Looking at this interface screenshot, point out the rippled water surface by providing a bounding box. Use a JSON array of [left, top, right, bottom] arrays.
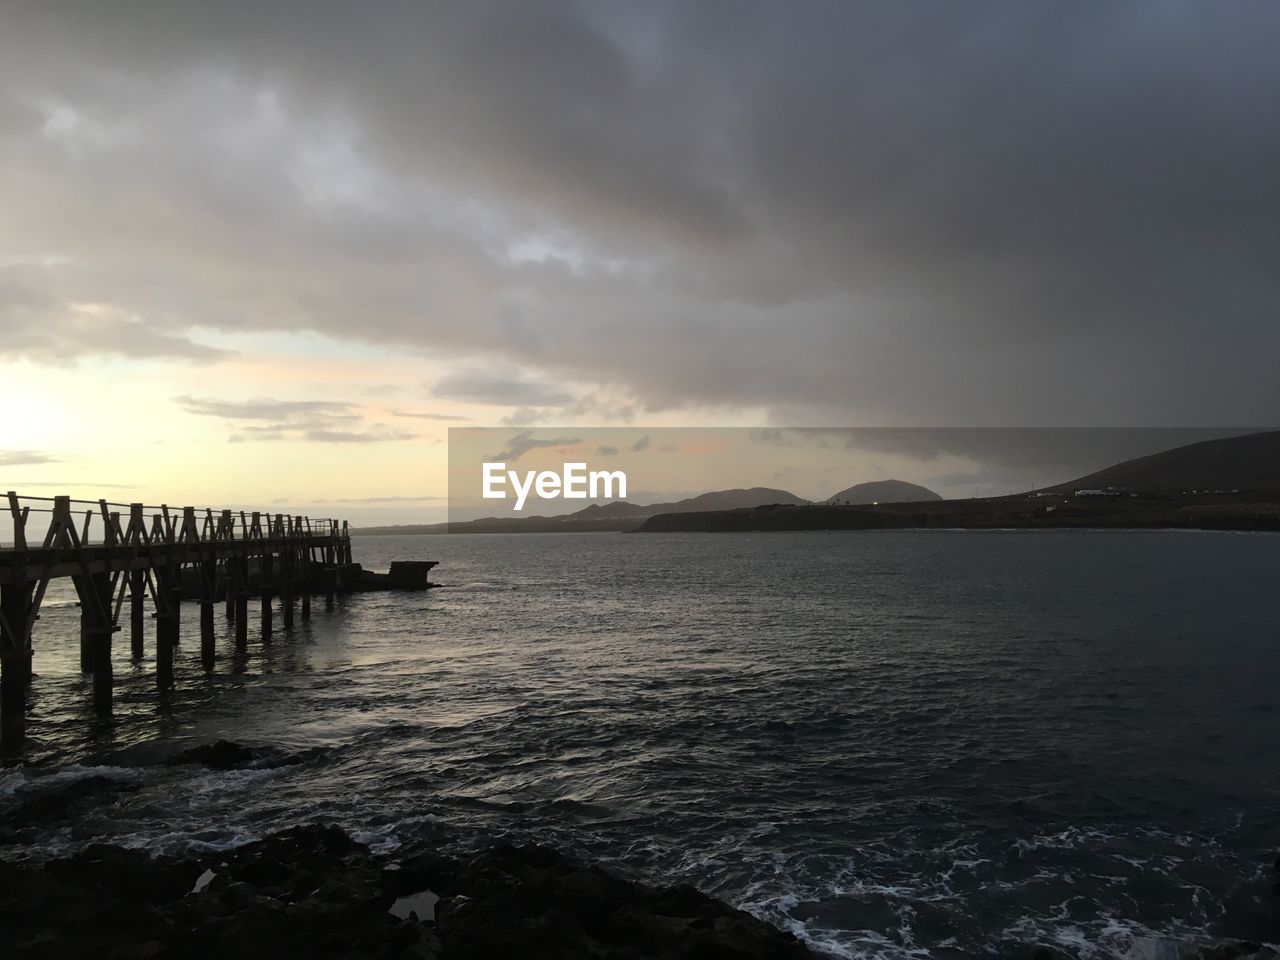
[[4, 530, 1280, 958]]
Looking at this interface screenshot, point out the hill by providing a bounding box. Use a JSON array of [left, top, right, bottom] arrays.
[[353, 486, 809, 535], [652, 487, 809, 512], [637, 430, 1280, 533], [1047, 430, 1280, 494], [826, 479, 941, 504]]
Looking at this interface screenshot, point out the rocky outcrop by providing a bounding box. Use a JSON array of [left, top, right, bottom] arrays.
[[163, 740, 258, 770], [0, 824, 813, 959]]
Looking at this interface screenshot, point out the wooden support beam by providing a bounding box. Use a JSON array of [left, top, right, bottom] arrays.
[[278, 515, 294, 631], [1, 582, 32, 750], [224, 559, 236, 620], [72, 572, 113, 713], [233, 554, 249, 653], [79, 603, 93, 672], [155, 568, 175, 691], [90, 619, 113, 715], [200, 600, 215, 671], [130, 570, 145, 660], [282, 569, 294, 630], [260, 552, 273, 643], [199, 554, 216, 670], [78, 572, 110, 675], [235, 592, 248, 652]]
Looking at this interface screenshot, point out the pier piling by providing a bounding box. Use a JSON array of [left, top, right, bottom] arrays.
[[130, 570, 145, 660], [0, 490, 383, 740], [200, 600, 215, 671], [235, 592, 248, 652], [0, 581, 32, 749], [260, 551, 274, 643]]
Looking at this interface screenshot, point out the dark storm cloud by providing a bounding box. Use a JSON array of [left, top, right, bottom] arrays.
[[3, 2, 1279, 423], [1, 265, 232, 364], [749, 427, 1268, 487]]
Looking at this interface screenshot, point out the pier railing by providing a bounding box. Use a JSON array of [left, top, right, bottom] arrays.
[[2, 492, 349, 550], [0, 491, 356, 750]]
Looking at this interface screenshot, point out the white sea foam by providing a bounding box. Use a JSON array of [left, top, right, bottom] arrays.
[[0, 763, 143, 800]]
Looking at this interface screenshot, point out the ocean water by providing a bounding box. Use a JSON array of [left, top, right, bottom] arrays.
[[3, 530, 1279, 958]]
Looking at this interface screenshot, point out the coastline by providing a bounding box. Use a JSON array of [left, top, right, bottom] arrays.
[[1, 732, 816, 960], [0, 824, 817, 959], [351, 493, 1280, 536], [4, 742, 1278, 959], [634, 494, 1280, 534]]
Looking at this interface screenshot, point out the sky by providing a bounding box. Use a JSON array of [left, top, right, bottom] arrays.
[[2, 2, 1278, 522]]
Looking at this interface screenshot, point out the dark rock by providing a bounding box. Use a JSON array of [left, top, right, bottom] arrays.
[[433, 843, 812, 959], [45, 843, 202, 904], [1189, 944, 1277, 960], [0, 826, 811, 959], [0, 774, 133, 829], [164, 740, 256, 770]]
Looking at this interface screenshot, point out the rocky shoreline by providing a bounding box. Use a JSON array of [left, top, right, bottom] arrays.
[[3, 742, 1278, 959], [0, 821, 815, 959], [4, 822, 1276, 960]]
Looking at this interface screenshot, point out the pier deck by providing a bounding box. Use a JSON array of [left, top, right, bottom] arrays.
[[0, 492, 433, 751]]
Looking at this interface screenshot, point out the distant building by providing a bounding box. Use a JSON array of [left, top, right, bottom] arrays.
[[1074, 489, 1110, 497]]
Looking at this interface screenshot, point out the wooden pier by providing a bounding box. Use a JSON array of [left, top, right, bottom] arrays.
[[0, 491, 411, 751]]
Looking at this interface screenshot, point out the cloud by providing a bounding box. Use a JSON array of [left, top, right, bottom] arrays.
[[316, 494, 448, 503], [0, 450, 59, 466], [3, 3, 1279, 424], [391, 409, 469, 421], [747, 427, 1265, 490], [630, 435, 651, 453], [596, 444, 619, 456], [6, 480, 135, 489], [175, 395, 358, 420], [429, 370, 574, 407], [486, 430, 583, 462], [302, 427, 416, 443], [501, 407, 553, 427], [1, 266, 232, 364], [175, 394, 416, 443]]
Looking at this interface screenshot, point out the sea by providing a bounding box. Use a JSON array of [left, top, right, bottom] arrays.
[[3, 530, 1279, 958]]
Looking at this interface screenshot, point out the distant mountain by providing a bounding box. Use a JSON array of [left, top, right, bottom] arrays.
[[1047, 430, 1280, 494], [568, 501, 654, 519], [825, 479, 942, 505], [542, 487, 809, 524], [626, 487, 809, 515], [354, 487, 809, 535], [635, 431, 1280, 534]]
